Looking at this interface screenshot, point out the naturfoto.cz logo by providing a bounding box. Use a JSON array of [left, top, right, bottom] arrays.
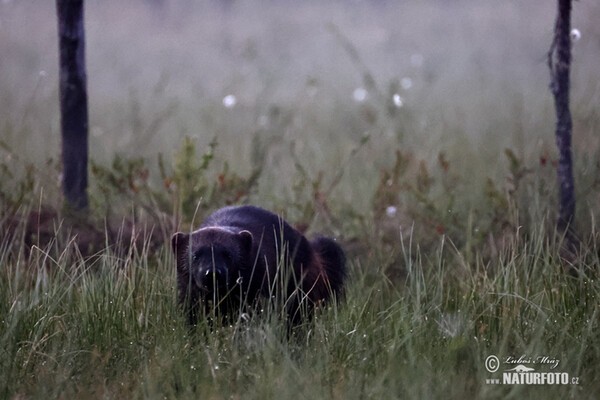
[[484, 355, 580, 386]]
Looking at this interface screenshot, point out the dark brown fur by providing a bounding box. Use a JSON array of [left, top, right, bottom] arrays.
[[171, 205, 346, 325]]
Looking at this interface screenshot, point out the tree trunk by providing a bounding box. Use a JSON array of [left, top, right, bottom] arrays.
[[548, 0, 575, 237], [57, 0, 89, 211]]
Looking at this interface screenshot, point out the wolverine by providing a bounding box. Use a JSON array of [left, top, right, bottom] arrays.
[[172, 205, 346, 325]]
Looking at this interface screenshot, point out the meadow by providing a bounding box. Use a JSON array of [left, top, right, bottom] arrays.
[[1, 0, 600, 398]]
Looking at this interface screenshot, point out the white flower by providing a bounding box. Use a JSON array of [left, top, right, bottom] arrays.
[[401, 77, 413, 90], [353, 88, 367, 102], [570, 29, 581, 42], [392, 94, 403, 108], [222, 94, 237, 108]]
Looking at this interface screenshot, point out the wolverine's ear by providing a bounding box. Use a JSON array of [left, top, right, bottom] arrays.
[[238, 230, 253, 254], [171, 232, 190, 258]]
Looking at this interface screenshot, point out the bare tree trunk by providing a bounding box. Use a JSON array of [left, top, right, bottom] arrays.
[[57, 0, 89, 211], [548, 0, 575, 238]]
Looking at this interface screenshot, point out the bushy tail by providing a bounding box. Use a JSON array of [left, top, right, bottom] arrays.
[[311, 235, 347, 298]]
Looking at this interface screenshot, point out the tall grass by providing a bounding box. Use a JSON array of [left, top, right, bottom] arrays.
[[1, 221, 599, 399], [1, 0, 600, 398]]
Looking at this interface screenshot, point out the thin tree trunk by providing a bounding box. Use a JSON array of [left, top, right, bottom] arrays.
[[57, 0, 89, 211], [548, 0, 575, 237]]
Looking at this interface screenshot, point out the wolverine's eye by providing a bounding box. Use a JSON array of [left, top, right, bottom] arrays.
[[192, 249, 205, 262]]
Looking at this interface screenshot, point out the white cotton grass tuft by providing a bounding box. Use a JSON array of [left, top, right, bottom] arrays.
[[392, 94, 403, 108], [222, 94, 237, 108], [401, 77, 413, 90], [353, 88, 367, 102]]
